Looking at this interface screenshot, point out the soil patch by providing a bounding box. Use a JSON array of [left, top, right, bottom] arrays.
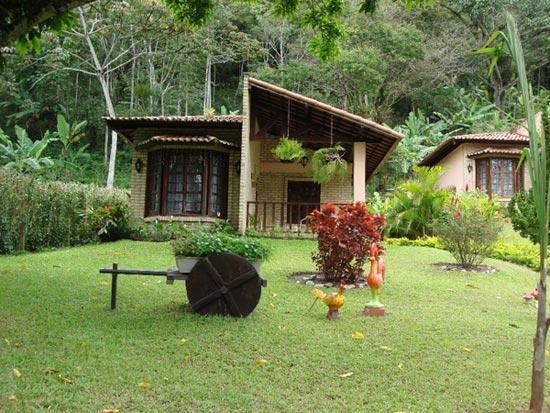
[[432, 262, 499, 273], [290, 272, 368, 289]]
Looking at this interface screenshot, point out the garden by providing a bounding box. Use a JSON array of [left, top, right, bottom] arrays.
[[2, 0, 550, 412]]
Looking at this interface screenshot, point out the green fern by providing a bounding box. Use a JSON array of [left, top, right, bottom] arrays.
[[308, 145, 348, 184]]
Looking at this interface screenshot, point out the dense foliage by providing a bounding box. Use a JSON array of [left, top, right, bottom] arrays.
[[433, 191, 504, 268], [1, 0, 547, 189], [83, 201, 133, 242], [385, 166, 451, 239], [0, 168, 129, 253], [306, 203, 384, 282], [172, 226, 271, 261], [508, 190, 543, 245]]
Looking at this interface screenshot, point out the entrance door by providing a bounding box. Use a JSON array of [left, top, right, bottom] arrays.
[[287, 181, 321, 224]]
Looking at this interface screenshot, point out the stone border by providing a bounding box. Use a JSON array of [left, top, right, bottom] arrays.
[[432, 262, 499, 274], [290, 272, 367, 289]]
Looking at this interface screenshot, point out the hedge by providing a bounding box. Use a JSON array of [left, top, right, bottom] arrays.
[[385, 237, 546, 271], [0, 168, 129, 253]]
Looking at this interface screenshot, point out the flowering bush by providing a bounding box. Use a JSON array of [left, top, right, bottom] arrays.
[[306, 203, 385, 282], [433, 191, 504, 268], [83, 201, 133, 242]]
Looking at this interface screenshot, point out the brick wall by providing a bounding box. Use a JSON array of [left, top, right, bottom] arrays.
[[131, 149, 148, 218]]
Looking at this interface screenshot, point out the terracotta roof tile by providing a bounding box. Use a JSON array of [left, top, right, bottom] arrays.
[[467, 147, 524, 158], [104, 115, 242, 123], [136, 135, 240, 149]]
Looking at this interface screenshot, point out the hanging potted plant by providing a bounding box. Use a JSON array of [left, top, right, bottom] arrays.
[[272, 136, 307, 163], [309, 145, 348, 184]]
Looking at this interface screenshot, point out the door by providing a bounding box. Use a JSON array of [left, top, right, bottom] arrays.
[[287, 181, 321, 224]]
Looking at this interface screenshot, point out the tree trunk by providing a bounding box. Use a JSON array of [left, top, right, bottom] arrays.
[[203, 55, 212, 110], [530, 257, 548, 413]]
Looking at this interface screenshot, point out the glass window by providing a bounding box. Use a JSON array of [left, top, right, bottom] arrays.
[[145, 149, 229, 218], [476, 157, 520, 198]]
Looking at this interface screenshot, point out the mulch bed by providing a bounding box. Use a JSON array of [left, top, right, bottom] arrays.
[[432, 262, 499, 274], [290, 272, 368, 289]]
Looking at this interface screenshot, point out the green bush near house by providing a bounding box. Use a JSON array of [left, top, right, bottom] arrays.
[[432, 191, 504, 268], [507, 189, 547, 245], [385, 166, 451, 239], [0, 168, 130, 253]]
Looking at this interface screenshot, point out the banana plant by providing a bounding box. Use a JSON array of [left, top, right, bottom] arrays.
[[54, 114, 89, 178], [0, 126, 55, 173]]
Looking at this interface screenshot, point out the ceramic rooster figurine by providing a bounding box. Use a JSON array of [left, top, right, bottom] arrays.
[[310, 280, 346, 320], [365, 243, 385, 315]]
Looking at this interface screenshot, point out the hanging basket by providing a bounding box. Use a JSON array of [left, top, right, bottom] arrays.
[[309, 145, 348, 184], [272, 136, 307, 163]]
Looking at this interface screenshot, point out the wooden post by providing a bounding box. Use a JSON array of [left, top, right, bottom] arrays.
[[111, 263, 118, 310]]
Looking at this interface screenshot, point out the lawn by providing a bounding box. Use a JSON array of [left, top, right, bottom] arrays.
[[0, 239, 547, 412]]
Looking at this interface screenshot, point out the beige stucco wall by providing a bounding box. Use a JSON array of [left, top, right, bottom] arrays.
[[435, 143, 531, 199]]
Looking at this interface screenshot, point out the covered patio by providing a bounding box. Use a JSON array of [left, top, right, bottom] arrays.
[[238, 77, 402, 234]]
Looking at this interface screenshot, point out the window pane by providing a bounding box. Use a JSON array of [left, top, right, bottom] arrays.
[[491, 158, 513, 198]]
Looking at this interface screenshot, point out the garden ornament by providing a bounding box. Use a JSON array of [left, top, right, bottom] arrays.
[[310, 280, 346, 320], [364, 243, 385, 317]]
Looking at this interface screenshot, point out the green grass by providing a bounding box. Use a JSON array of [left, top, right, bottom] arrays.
[[0, 239, 547, 412]]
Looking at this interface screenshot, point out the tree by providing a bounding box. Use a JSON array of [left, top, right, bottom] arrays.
[[501, 12, 549, 413]]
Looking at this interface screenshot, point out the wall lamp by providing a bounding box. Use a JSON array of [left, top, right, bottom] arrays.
[[135, 158, 143, 173], [467, 163, 473, 174]]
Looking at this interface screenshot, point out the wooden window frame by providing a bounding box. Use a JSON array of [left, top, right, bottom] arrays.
[[145, 149, 229, 218], [475, 156, 523, 198]]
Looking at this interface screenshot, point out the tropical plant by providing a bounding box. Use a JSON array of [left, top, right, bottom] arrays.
[[0, 126, 55, 173], [306, 203, 385, 283], [272, 136, 306, 162], [433, 191, 504, 269], [392, 109, 451, 175], [219, 105, 239, 115], [386, 166, 451, 239], [83, 201, 133, 242], [490, 12, 549, 412], [53, 114, 89, 179], [309, 145, 348, 184], [508, 190, 544, 245]]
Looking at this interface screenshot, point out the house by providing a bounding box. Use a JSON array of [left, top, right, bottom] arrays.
[[104, 76, 403, 234], [419, 121, 535, 201]]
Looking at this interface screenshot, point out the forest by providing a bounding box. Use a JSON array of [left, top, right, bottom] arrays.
[[1, 0, 549, 189]]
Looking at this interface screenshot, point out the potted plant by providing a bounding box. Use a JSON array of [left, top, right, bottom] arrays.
[[309, 145, 348, 184], [223, 236, 271, 272], [272, 136, 306, 163], [172, 229, 226, 272], [172, 229, 271, 273]]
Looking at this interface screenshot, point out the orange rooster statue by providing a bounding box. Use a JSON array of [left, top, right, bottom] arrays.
[[310, 280, 346, 320], [364, 242, 386, 317]]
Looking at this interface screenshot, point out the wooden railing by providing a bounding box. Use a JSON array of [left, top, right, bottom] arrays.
[[246, 201, 321, 233]]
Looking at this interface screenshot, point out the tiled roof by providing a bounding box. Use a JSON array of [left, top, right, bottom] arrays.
[[420, 130, 529, 166], [451, 131, 529, 142], [467, 147, 524, 158], [104, 115, 242, 123], [135, 135, 240, 149]]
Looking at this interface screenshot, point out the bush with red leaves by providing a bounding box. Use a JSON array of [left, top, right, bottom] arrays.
[[306, 203, 385, 282]]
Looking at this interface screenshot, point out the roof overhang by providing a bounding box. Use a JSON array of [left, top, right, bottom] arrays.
[[420, 132, 530, 166], [135, 135, 240, 150], [103, 115, 243, 145], [467, 147, 524, 158], [247, 77, 403, 181]]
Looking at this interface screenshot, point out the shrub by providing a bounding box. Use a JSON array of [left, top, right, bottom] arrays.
[[132, 221, 190, 242], [306, 203, 385, 283], [386, 166, 451, 239], [508, 189, 545, 244], [171, 227, 271, 261], [82, 201, 133, 242], [433, 191, 504, 268], [0, 168, 129, 253], [272, 136, 306, 162]]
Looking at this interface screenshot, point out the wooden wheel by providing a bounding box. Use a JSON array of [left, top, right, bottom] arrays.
[[186, 253, 262, 317]]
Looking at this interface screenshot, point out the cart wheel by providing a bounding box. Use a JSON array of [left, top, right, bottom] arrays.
[[186, 253, 262, 317]]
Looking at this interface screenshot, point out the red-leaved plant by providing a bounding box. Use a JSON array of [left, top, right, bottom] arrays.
[[306, 203, 385, 282]]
